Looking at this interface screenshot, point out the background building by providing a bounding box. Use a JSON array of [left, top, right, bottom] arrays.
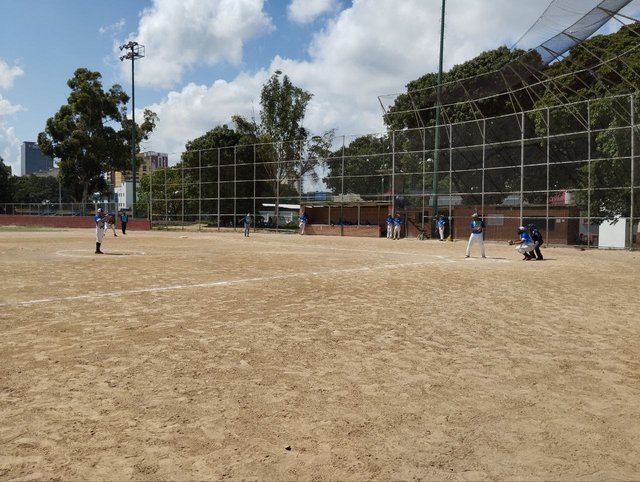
[[140, 151, 168, 175], [21, 142, 54, 176]]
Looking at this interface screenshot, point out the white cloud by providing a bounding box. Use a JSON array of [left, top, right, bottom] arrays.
[[139, 0, 607, 162], [120, 0, 274, 88], [287, 0, 338, 24], [0, 59, 24, 174], [0, 120, 21, 176], [0, 60, 24, 90], [144, 71, 269, 161], [100, 18, 126, 36], [0, 96, 23, 116]]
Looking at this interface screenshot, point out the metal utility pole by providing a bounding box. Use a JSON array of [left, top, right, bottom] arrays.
[[119, 41, 145, 217], [432, 0, 446, 235]]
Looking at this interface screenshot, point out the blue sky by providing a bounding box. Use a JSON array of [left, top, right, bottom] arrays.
[[1, 0, 638, 176]]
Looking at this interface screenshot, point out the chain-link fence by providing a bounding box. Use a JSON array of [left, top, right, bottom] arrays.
[[3, 93, 637, 248], [138, 93, 638, 248]]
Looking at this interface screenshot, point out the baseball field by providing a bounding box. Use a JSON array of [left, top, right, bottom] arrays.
[[1, 227, 639, 480]]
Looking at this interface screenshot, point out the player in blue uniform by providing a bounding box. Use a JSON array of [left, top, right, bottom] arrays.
[[94, 208, 106, 254], [393, 213, 402, 240], [436, 214, 446, 241], [243, 213, 251, 237], [508, 226, 536, 260], [298, 212, 308, 235], [465, 213, 485, 258], [386, 215, 394, 239]]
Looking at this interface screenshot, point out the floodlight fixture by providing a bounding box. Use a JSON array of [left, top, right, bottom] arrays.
[[119, 41, 145, 217]]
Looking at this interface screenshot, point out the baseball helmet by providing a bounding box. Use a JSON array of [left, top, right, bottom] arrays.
[[97, 208, 103, 213], [518, 226, 526, 233]]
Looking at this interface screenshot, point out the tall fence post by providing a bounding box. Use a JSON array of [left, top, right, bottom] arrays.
[[198, 150, 202, 230], [630, 93, 635, 249], [546, 108, 550, 245], [217, 148, 221, 232], [519, 111, 525, 223], [587, 99, 592, 248]]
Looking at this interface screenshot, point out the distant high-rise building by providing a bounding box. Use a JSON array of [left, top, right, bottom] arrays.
[[141, 151, 168, 175], [112, 151, 169, 191], [21, 142, 54, 176]]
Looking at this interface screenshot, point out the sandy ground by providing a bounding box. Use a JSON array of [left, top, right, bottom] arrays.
[[0, 227, 639, 481]]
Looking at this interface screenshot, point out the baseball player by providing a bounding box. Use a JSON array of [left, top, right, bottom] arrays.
[[243, 213, 251, 237], [119, 210, 128, 235], [508, 226, 536, 260], [107, 212, 117, 237], [436, 214, 446, 241], [386, 214, 394, 239], [95, 208, 107, 254], [527, 224, 544, 260], [465, 213, 486, 258], [393, 213, 402, 240], [298, 212, 308, 235]]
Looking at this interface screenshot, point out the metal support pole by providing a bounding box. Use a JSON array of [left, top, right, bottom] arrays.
[[587, 100, 592, 248], [119, 41, 144, 218], [131, 57, 136, 217], [253, 145, 256, 234], [546, 108, 550, 245], [181, 161, 184, 230], [481, 119, 486, 218], [149, 168, 153, 224], [391, 131, 395, 215], [432, 0, 446, 235], [198, 150, 202, 230], [630, 94, 635, 249], [234, 146, 237, 232], [341, 136, 345, 236], [421, 128, 426, 230], [520, 111, 525, 223], [217, 148, 221, 231], [448, 123, 453, 237]]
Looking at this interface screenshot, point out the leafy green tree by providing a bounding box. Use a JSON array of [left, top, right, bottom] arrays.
[[10, 175, 71, 203], [530, 23, 640, 221], [233, 71, 319, 198], [0, 157, 11, 204], [138, 166, 193, 222], [325, 135, 392, 197], [180, 124, 264, 217], [372, 47, 546, 205], [37, 68, 157, 204]]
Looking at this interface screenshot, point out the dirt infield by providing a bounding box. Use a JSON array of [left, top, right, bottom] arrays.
[[1, 228, 639, 481]]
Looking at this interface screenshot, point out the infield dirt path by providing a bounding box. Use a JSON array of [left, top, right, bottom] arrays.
[[1, 228, 639, 480]]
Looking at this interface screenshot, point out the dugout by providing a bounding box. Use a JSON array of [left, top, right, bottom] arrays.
[[301, 201, 392, 237]]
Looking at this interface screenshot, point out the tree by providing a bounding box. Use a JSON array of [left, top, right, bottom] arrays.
[[180, 124, 263, 218], [530, 23, 640, 221], [376, 47, 546, 206], [137, 166, 189, 222], [233, 71, 324, 201], [324, 134, 392, 197], [10, 175, 69, 204], [37, 68, 157, 204], [0, 157, 11, 204]]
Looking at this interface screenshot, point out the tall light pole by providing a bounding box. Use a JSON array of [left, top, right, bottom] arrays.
[[432, 0, 446, 236], [119, 41, 145, 217]]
